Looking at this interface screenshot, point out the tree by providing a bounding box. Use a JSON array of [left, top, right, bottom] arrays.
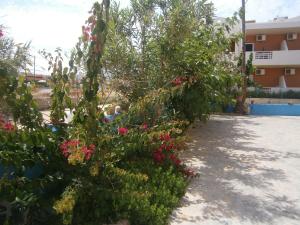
[[0, 27, 43, 128], [103, 0, 240, 121]]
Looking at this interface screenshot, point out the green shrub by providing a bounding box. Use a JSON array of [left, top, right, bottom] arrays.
[[248, 89, 300, 99]]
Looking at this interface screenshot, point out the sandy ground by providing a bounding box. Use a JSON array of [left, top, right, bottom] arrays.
[[170, 115, 300, 225]]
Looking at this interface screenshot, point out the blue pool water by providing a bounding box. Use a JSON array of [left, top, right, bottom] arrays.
[[250, 104, 300, 116]]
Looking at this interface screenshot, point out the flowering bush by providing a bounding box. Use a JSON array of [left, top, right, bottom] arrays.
[[59, 140, 95, 165], [0, 0, 238, 224]]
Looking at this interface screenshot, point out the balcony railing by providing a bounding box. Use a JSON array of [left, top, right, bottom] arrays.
[[255, 51, 273, 60], [246, 50, 300, 66]]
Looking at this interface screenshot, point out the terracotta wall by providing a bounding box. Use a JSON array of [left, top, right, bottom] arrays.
[[246, 33, 300, 51], [253, 68, 300, 87]]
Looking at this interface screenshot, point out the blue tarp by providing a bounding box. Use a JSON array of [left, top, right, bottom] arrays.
[[0, 164, 43, 179], [250, 104, 300, 116]]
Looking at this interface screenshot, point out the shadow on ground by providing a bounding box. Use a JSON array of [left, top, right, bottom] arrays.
[[171, 115, 300, 225]]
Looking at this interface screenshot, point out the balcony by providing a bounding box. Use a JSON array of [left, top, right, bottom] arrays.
[[246, 50, 300, 66]]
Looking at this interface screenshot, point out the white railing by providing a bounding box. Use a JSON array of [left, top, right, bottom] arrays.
[[246, 50, 300, 66], [255, 51, 273, 59]]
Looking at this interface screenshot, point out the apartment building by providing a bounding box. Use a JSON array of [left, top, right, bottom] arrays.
[[245, 16, 300, 91]]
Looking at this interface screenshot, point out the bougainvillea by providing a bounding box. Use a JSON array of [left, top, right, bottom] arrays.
[[59, 140, 95, 165], [153, 132, 181, 166], [3, 122, 15, 131], [118, 127, 129, 135], [0, 0, 238, 224]]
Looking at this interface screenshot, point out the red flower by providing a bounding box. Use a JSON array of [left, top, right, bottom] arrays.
[[166, 143, 174, 151], [68, 140, 80, 147], [172, 77, 183, 86], [153, 150, 165, 163], [59, 140, 80, 158], [160, 133, 171, 142], [82, 144, 95, 160], [118, 127, 128, 135], [89, 144, 95, 150], [169, 154, 176, 161], [59, 140, 74, 158], [169, 154, 181, 166], [174, 158, 181, 166], [3, 122, 14, 131], [171, 76, 188, 86], [59, 140, 95, 161], [81, 146, 90, 160]]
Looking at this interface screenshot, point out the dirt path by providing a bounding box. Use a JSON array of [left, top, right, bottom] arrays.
[[170, 115, 300, 225]]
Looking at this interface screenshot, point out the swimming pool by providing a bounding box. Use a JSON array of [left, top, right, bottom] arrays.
[[250, 104, 300, 116]]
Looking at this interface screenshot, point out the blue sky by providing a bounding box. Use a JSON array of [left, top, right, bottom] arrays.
[[1, 0, 300, 73]]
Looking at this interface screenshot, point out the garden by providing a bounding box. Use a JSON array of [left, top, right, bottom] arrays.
[[0, 0, 241, 224]]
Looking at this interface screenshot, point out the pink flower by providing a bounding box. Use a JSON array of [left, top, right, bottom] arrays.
[[59, 140, 73, 158], [59, 140, 80, 158], [141, 123, 148, 130], [0, 29, 3, 38], [68, 140, 80, 147], [3, 122, 14, 131], [82, 26, 91, 42], [82, 144, 95, 160], [118, 127, 128, 135], [59, 140, 96, 161]]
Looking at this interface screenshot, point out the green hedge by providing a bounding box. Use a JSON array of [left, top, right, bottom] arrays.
[[248, 90, 300, 99]]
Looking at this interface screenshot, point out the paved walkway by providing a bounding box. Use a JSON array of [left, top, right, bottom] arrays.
[[170, 115, 300, 225]]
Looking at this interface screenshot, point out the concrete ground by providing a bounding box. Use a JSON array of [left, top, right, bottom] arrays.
[[170, 115, 300, 225]]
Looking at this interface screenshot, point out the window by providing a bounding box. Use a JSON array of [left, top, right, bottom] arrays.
[[285, 68, 296, 75], [245, 43, 254, 52], [256, 69, 265, 75], [287, 33, 298, 41], [256, 34, 266, 41]]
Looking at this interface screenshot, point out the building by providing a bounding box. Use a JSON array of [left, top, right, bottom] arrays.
[[245, 16, 300, 92]]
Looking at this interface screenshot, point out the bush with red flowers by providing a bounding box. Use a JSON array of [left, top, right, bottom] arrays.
[[0, 0, 239, 224]]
